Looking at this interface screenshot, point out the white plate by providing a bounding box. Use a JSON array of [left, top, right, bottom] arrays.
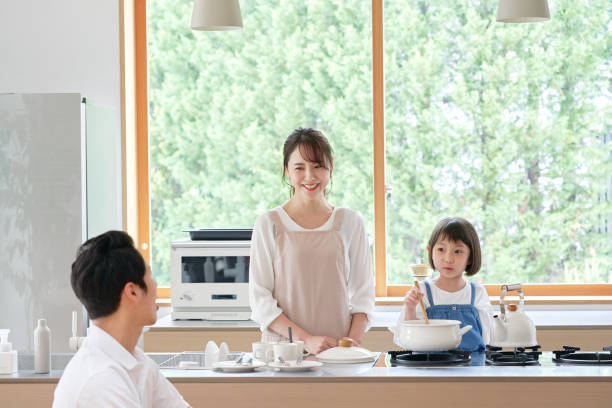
[[212, 360, 266, 372], [268, 360, 323, 372], [316, 355, 376, 364]]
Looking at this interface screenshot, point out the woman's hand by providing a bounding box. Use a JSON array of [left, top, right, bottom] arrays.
[[304, 335, 338, 354]]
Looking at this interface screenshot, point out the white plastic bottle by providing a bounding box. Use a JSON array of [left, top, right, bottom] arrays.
[[0, 329, 18, 374], [34, 319, 51, 374]]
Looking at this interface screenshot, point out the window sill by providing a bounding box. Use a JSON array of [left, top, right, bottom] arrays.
[[156, 296, 612, 309], [375, 296, 612, 306]]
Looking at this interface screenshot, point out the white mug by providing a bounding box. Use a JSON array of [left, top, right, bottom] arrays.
[[252, 341, 275, 363], [279, 340, 307, 357], [273, 342, 299, 362]]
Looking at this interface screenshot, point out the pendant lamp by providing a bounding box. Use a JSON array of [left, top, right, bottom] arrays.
[[496, 0, 550, 23], [191, 0, 243, 31]]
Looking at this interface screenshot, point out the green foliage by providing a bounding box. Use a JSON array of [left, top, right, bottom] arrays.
[[147, 0, 373, 285], [384, 0, 612, 284], [147, 0, 611, 286]]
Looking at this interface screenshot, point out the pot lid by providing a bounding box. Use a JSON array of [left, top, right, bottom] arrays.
[[316, 339, 375, 362]]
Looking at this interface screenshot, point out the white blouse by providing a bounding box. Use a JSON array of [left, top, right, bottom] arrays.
[[398, 278, 494, 345], [249, 205, 375, 332], [53, 324, 189, 408]]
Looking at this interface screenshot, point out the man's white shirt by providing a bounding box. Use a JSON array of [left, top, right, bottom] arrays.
[[53, 324, 189, 408]]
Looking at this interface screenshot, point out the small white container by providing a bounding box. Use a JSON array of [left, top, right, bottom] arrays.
[[34, 319, 51, 374], [0, 329, 18, 374]]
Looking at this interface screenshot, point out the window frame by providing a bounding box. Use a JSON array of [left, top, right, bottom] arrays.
[[125, 0, 612, 301]]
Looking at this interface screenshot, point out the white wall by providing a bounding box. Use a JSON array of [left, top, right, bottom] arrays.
[[0, 0, 121, 110], [0, 1, 123, 352]]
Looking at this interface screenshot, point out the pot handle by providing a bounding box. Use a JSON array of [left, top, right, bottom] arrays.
[[458, 325, 473, 337], [387, 326, 397, 334]]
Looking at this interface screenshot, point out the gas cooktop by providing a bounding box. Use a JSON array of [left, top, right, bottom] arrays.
[[387, 345, 612, 367]]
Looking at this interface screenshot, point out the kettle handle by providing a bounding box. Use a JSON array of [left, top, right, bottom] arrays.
[[499, 283, 524, 320]]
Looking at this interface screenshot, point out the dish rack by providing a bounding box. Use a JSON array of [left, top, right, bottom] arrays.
[[158, 351, 244, 369], [159, 352, 207, 369]]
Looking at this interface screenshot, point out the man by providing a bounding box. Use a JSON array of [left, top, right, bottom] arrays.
[[53, 230, 190, 407]]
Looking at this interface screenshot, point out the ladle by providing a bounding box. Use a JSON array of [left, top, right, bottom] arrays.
[[414, 280, 429, 324]]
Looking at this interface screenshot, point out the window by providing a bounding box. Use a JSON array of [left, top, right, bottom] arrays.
[[134, 0, 611, 296], [146, 0, 373, 285], [383, 0, 611, 286]]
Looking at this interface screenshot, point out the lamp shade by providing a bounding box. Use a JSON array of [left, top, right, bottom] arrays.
[[496, 0, 550, 23], [191, 0, 243, 31]]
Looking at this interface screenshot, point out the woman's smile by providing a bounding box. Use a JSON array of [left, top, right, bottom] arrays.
[[302, 183, 320, 192]]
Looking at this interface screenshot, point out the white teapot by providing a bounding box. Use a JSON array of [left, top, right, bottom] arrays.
[[490, 283, 538, 347]]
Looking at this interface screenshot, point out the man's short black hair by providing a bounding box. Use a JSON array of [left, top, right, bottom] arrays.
[[71, 230, 147, 319]]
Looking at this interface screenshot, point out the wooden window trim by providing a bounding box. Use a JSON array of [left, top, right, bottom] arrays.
[[122, 0, 151, 264], [126, 0, 610, 301], [387, 284, 612, 298]]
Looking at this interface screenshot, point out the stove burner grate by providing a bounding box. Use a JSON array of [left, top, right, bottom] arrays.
[[388, 350, 471, 367], [485, 345, 541, 366], [552, 346, 612, 365]]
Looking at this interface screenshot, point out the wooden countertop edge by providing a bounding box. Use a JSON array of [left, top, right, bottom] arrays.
[[376, 296, 612, 305], [157, 297, 612, 308], [3, 375, 611, 385], [146, 324, 612, 331], [166, 376, 612, 384]]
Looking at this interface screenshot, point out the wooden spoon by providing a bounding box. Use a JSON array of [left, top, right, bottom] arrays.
[[414, 280, 429, 324]]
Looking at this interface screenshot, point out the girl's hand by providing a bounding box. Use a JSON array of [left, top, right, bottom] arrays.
[[403, 286, 421, 309], [304, 335, 338, 354]]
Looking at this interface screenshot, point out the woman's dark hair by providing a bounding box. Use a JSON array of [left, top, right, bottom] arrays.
[[282, 127, 334, 197], [427, 217, 482, 276], [71, 230, 147, 319]]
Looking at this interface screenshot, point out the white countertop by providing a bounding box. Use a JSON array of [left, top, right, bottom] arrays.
[[148, 309, 612, 331], [3, 352, 612, 383]]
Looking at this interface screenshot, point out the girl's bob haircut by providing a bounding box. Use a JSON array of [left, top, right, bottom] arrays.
[[428, 217, 482, 276]]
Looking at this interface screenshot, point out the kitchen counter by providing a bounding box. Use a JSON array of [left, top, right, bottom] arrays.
[[4, 352, 612, 381], [2, 352, 611, 407], [148, 309, 612, 330], [144, 309, 612, 353]]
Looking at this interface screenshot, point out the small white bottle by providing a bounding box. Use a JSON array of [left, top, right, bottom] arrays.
[[34, 319, 51, 374], [0, 329, 18, 374]]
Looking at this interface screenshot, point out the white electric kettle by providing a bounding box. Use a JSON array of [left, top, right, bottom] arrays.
[[489, 283, 538, 348]]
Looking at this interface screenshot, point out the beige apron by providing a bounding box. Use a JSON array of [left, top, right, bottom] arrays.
[[262, 208, 351, 342]]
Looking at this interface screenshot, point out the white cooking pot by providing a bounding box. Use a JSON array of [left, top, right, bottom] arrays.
[[389, 320, 472, 351]]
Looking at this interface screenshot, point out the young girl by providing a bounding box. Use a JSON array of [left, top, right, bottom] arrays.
[[399, 217, 493, 351]]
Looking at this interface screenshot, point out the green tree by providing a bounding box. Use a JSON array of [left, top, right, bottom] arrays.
[[148, 0, 373, 285], [384, 0, 612, 284], [147, 0, 611, 287]]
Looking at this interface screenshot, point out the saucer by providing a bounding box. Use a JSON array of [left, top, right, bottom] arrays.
[[212, 360, 266, 373], [268, 360, 323, 372]]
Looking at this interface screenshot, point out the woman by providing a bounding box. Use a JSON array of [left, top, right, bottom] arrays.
[[249, 128, 375, 355]]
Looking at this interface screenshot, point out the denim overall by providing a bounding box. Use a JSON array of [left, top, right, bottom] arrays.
[[423, 281, 485, 351]]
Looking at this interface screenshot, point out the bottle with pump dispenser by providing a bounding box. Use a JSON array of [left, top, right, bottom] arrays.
[[0, 329, 18, 374], [34, 319, 51, 374]]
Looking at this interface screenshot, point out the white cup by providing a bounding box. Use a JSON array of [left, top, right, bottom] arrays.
[[252, 341, 275, 363], [279, 340, 307, 357], [273, 342, 299, 362]]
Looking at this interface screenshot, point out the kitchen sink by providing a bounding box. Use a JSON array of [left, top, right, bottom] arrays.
[[17, 352, 180, 371]]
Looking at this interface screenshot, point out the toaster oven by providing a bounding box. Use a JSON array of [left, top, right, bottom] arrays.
[[170, 237, 251, 320]]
